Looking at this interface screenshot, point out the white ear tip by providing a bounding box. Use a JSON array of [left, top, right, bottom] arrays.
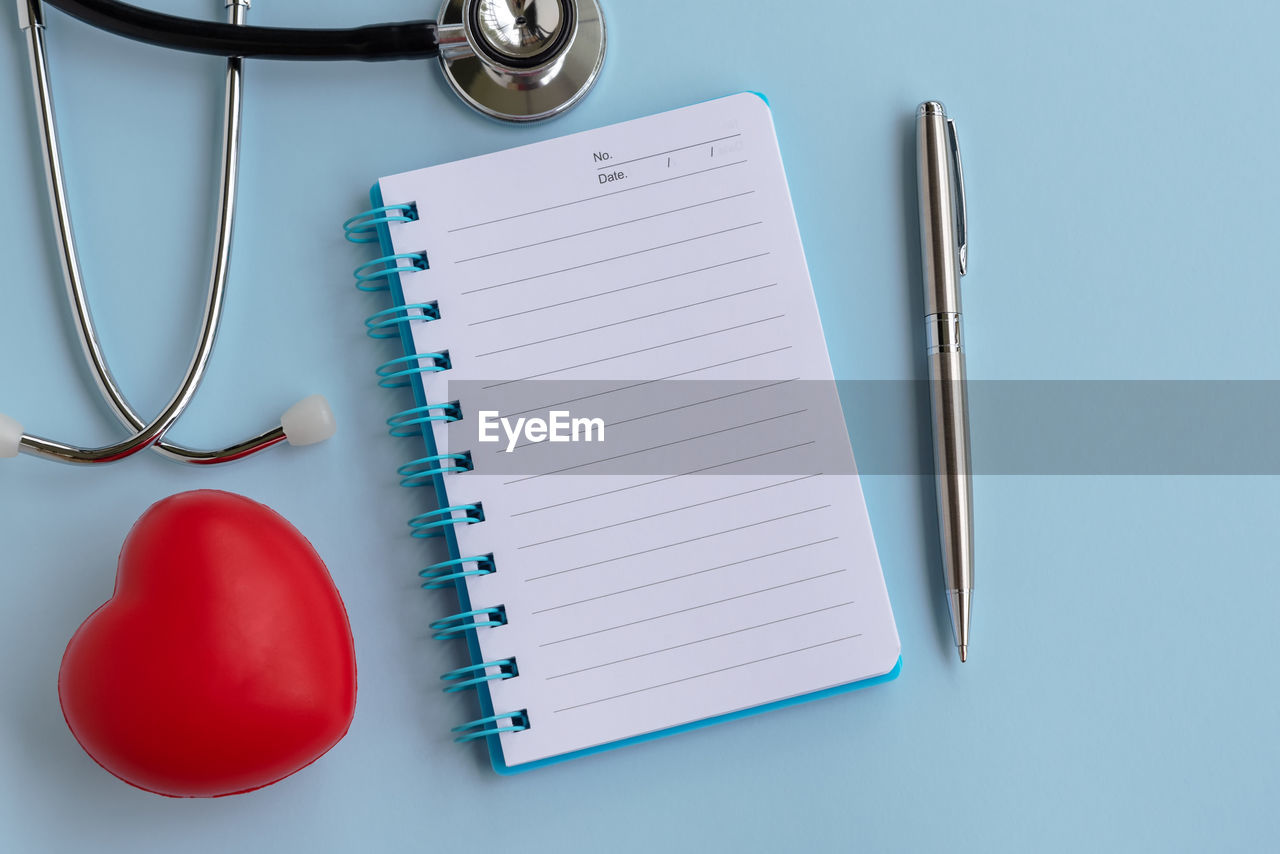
[[281, 395, 336, 446], [0, 413, 23, 458]]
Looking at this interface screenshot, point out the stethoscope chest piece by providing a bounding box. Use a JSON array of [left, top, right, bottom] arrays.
[[437, 0, 606, 122]]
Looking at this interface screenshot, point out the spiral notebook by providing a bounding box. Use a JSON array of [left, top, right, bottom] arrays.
[[345, 93, 900, 773]]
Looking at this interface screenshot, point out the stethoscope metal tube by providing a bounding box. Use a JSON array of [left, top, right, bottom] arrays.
[[9, 0, 331, 464], [1, 0, 605, 464]]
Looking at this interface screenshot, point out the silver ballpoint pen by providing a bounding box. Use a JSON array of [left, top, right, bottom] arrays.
[[915, 101, 973, 662]]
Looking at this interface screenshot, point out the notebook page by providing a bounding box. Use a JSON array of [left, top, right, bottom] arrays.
[[377, 94, 899, 767]]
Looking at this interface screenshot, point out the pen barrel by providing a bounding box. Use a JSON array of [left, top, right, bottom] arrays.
[[916, 104, 963, 316], [925, 317, 974, 595]]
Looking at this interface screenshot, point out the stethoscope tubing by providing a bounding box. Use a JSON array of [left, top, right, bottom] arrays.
[[10, 0, 597, 463], [42, 0, 441, 60], [17, 0, 286, 464]]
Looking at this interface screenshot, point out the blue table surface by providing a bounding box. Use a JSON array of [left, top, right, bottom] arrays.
[[3, 1, 1278, 851]]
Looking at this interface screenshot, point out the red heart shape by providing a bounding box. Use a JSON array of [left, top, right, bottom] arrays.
[[58, 490, 357, 797]]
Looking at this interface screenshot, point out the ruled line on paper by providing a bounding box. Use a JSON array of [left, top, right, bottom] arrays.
[[509, 441, 816, 517], [468, 253, 771, 327], [501, 378, 796, 452], [495, 348, 793, 421], [524, 504, 832, 581], [459, 222, 764, 296], [538, 569, 847, 648], [551, 634, 863, 713], [480, 315, 786, 390], [473, 284, 779, 359], [530, 537, 839, 614], [516, 475, 817, 549], [545, 602, 855, 679], [447, 160, 749, 233], [454, 191, 755, 263], [500, 408, 807, 484], [598, 134, 742, 170]]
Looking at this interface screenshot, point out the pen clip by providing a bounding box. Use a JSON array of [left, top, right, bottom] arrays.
[[946, 118, 968, 276]]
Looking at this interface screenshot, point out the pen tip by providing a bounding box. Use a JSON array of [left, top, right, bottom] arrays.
[[958, 645, 968, 663]]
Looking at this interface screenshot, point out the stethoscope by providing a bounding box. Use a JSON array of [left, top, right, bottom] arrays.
[[0, 0, 606, 464]]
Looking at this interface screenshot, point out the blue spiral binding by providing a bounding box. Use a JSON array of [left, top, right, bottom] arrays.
[[452, 711, 531, 743], [398, 453, 474, 486], [430, 606, 508, 640], [350, 201, 524, 752], [343, 203, 419, 243], [441, 659, 519, 693], [376, 352, 451, 388], [387, 402, 462, 437], [353, 252, 429, 292], [418, 554, 496, 589], [365, 302, 439, 339], [408, 503, 485, 538]]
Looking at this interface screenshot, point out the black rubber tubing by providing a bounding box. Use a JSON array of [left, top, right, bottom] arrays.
[[42, 0, 440, 61]]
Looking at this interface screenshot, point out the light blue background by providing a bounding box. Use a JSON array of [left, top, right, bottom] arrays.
[[2, 0, 1277, 850]]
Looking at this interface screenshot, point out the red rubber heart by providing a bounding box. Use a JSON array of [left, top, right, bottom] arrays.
[[58, 490, 357, 797]]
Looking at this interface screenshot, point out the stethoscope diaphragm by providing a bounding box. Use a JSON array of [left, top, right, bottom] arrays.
[[437, 0, 606, 122]]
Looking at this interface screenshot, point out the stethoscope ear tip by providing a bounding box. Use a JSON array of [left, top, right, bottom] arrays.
[[281, 395, 337, 447], [0, 413, 22, 458]]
